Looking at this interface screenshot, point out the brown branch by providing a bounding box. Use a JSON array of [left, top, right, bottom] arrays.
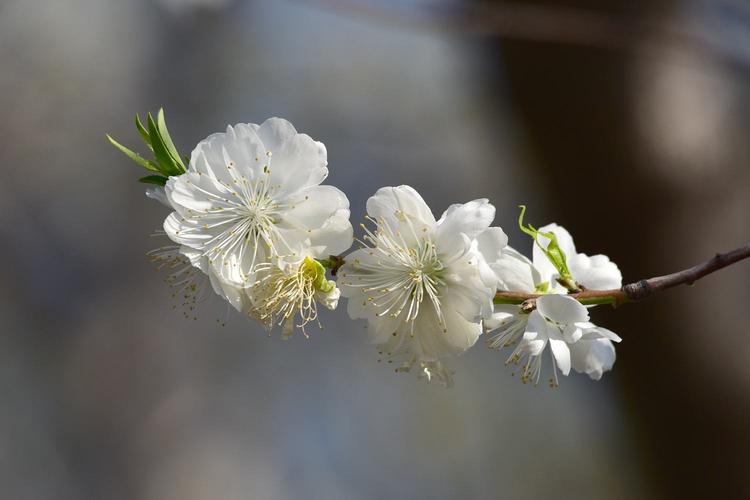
[[494, 242, 750, 308]]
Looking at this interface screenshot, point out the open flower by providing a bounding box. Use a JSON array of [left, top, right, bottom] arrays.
[[249, 255, 341, 339], [163, 118, 353, 289], [497, 294, 621, 386], [485, 223, 623, 384], [338, 186, 504, 385]]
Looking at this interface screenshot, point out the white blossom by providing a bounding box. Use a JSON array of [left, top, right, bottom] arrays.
[[485, 223, 623, 384], [163, 118, 353, 289], [338, 186, 504, 385], [491, 294, 621, 386]]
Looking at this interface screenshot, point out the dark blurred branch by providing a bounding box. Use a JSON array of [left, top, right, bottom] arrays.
[[298, 0, 750, 71], [494, 242, 750, 308]]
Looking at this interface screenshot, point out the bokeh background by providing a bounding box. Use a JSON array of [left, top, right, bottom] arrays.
[[1, 0, 749, 498]]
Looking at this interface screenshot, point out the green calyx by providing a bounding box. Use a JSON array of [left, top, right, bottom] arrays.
[[303, 257, 336, 293], [107, 108, 187, 186], [517, 205, 580, 293]]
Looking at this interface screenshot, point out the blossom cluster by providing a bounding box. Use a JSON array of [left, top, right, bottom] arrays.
[[110, 112, 624, 387]]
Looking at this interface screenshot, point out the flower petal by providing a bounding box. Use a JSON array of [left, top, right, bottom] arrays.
[[365, 185, 436, 230], [267, 132, 328, 195], [547, 326, 571, 376], [583, 324, 623, 343], [476, 226, 508, 264], [491, 246, 540, 293], [278, 185, 353, 256], [484, 304, 521, 332], [410, 300, 482, 359], [569, 337, 616, 380], [569, 253, 623, 290], [536, 294, 589, 324], [563, 323, 584, 343], [189, 124, 267, 185], [442, 245, 496, 321], [435, 199, 495, 258], [255, 117, 298, 152], [178, 246, 251, 313], [522, 310, 549, 356], [146, 186, 171, 208]]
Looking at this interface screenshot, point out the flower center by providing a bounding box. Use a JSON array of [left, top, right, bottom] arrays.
[[345, 217, 446, 328], [193, 164, 294, 282], [250, 257, 322, 337]]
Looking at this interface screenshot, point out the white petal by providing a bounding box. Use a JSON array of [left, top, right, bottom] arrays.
[[278, 185, 353, 256], [365, 185, 436, 230], [475, 226, 508, 264], [178, 246, 251, 313], [316, 286, 340, 311], [165, 171, 229, 217], [145, 186, 171, 208], [582, 324, 623, 343], [484, 305, 521, 332], [532, 223, 577, 283], [410, 300, 482, 359], [491, 246, 540, 293], [442, 247, 496, 321], [563, 323, 584, 343], [435, 199, 495, 258], [474, 227, 508, 290], [536, 294, 589, 324], [568, 253, 623, 289], [255, 117, 298, 152], [547, 327, 571, 376], [267, 132, 328, 195], [522, 310, 549, 356], [569, 338, 616, 380], [163, 211, 229, 247], [189, 125, 266, 185]]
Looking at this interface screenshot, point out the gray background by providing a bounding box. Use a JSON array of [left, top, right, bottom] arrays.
[[1, 0, 748, 498]]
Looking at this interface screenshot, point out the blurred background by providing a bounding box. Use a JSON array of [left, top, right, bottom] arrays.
[[1, 0, 749, 498]]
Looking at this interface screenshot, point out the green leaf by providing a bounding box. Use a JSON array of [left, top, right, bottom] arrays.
[[107, 134, 160, 172], [138, 175, 168, 186], [517, 205, 579, 292], [156, 108, 186, 173], [146, 112, 182, 176], [135, 114, 152, 149]]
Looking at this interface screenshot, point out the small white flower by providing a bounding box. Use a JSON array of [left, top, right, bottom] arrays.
[[163, 118, 353, 289], [339, 185, 504, 385], [485, 223, 623, 384], [498, 295, 621, 386], [249, 255, 341, 339]]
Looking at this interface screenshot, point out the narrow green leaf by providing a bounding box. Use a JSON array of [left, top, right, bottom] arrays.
[[517, 205, 579, 292], [146, 112, 182, 176], [107, 134, 160, 172], [138, 175, 168, 186], [156, 108, 186, 173], [135, 114, 152, 149]]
